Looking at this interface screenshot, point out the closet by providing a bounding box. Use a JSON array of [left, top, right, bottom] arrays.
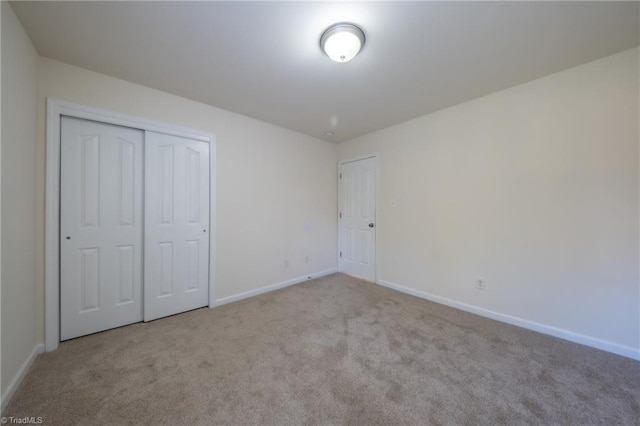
[[60, 116, 210, 340]]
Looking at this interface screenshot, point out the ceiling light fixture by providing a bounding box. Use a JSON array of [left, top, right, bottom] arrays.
[[320, 23, 365, 63]]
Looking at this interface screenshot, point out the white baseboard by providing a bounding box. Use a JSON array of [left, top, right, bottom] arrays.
[[377, 279, 640, 361], [214, 268, 338, 307], [1, 343, 45, 412]]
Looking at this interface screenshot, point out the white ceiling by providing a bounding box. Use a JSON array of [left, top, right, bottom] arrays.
[[11, 1, 639, 143]]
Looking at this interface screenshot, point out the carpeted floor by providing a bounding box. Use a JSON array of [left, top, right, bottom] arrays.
[[4, 273, 640, 425]]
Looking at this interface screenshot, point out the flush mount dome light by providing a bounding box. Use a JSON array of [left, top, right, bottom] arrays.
[[320, 23, 365, 63]]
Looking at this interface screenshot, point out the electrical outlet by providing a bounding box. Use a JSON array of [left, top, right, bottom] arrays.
[[476, 278, 485, 291], [283, 259, 289, 268]]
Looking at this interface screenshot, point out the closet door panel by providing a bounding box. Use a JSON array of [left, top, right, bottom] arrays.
[[145, 131, 210, 321], [60, 117, 143, 340]]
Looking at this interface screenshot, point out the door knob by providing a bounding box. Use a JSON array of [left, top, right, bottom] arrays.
[[368, 223, 375, 228]]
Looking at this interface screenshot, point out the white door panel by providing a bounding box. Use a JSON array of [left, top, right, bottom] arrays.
[[339, 157, 376, 281], [144, 131, 210, 321], [60, 117, 144, 340]]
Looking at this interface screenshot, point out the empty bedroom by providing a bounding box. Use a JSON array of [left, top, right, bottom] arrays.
[[1, 1, 639, 424]]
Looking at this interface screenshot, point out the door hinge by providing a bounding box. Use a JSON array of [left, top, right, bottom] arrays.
[[340, 251, 342, 258], [339, 173, 342, 179], [339, 212, 342, 218]]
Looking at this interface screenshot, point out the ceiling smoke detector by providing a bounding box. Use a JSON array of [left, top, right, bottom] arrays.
[[320, 23, 365, 63]]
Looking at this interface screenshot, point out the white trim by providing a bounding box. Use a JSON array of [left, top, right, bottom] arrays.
[[214, 268, 338, 307], [45, 98, 216, 351], [377, 279, 640, 361], [339, 153, 379, 165], [48, 99, 210, 142], [337, 154, 380, 282], [45, 100, 61, 351], [208, 138, 217, 309], [1, 344, 45, 411]]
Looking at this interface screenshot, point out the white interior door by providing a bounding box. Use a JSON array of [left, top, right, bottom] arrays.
[[144, 131, 210, 321], [60, 117, 144, 340], [339, 157, 377, 281]]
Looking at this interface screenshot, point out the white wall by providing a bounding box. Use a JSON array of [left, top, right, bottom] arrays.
[[1, 2, 39, 398], [339, 48, 639, 357], [35, 58, 338, 343]]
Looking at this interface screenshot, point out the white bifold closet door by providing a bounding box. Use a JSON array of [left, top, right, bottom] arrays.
[[60, 117, 144, 340], [60, 118, 210, 340], [144, 131, 210, 321]]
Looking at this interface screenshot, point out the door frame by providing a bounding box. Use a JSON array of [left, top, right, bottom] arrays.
[[45, 98, 217, 351], [337, 154, 380, 282]]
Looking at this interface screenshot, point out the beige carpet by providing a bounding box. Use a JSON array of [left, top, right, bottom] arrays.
[[4, 273, 640, 425]]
